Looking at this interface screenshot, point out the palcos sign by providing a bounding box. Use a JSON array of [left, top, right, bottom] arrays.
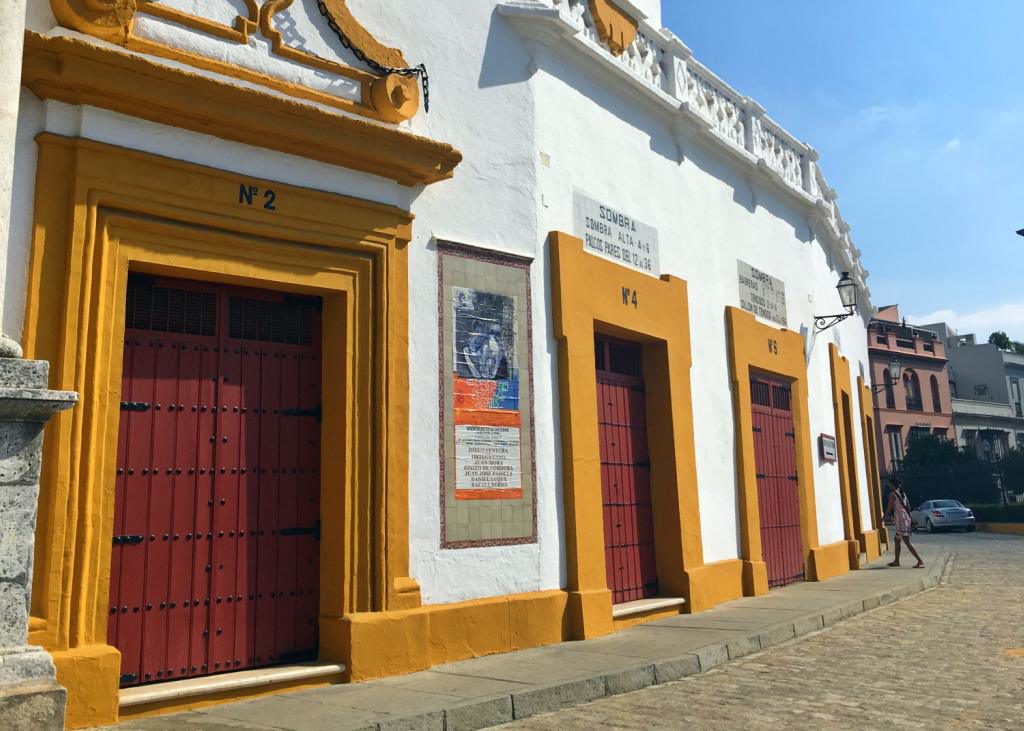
[[573, 191, 660, 277]]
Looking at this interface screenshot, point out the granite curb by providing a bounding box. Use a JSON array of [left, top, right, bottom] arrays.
[[351, 551, 954, 731]]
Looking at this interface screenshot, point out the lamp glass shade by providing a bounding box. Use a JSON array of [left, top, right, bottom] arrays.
[[836, 272, 857, 309], [889, 357, 902, 380]]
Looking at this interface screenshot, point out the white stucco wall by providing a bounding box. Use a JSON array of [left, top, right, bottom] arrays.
[[9, 0, 878, 607], [630, 0, 662, 28], [363, 0, 569, 604], [525, 43, 875, 559]]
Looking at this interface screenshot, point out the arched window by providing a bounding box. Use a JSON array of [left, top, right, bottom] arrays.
[[930, 375, 942, 412], [904, 370, 922, 411], [882, 368, 895, 409]]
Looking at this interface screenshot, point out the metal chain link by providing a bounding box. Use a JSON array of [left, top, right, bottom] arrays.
[[316, 0, 430, 112]]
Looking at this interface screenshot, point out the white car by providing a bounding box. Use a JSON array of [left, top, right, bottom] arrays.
[[910, 500, 976, 533]]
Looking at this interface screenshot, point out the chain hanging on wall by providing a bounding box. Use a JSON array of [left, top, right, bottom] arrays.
[[316, 0, 430, 112]]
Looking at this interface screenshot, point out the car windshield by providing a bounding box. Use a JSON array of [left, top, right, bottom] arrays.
[[933, 500, 962, 508]]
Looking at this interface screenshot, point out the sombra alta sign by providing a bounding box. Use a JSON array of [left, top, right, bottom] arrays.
[[573, 190, 660, 277]]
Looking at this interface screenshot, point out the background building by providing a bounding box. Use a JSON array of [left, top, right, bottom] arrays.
[[867, 306, 953, 476], [919, 322, 1024, 460]]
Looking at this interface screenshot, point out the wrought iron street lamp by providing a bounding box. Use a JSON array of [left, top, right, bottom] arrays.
[[813, 272, 858, 332], [871, 356, 901, 393]]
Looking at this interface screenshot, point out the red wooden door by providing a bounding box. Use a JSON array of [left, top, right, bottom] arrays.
[[750, 375, 804, 588], [109, 275, 322, 688], [596, 336, 658, 604]]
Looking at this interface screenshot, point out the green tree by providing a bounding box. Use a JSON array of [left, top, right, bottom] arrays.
[[898, 433, 999, 506], [999, 447, 1024, 500], [988, 331, 1012, 350], [1013, 342, 1024, 356]]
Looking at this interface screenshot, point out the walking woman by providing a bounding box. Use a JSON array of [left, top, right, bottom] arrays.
[[884, 478, 924, 568]]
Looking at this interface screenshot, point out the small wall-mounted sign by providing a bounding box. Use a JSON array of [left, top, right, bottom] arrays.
[[819, 433, 838, 463], [738, 260, 787, 327], [573, 190, 660, 277]]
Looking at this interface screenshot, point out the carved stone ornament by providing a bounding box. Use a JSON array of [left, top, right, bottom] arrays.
[[50, 0, 137, 43], [47, 0, 419, 122], [587, 0, 638, 56], [370, 73, 420, 123]]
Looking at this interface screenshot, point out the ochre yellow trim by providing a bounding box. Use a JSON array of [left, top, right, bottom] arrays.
[[338, 590, 569, 682], [257, 0, 420, 122], [25, 136, 416, 727], [550, 232, 707, 639], [861, 529, 882, 562], [829, 343, 866, 569], [858, 377, 888, 550], [50, 0, 134, 43], [317, 0, 409, 69], [977, 523, 1024, 535], [686, 559, 745, 608], [588, 0, 639, 55], [138, 1, 259, 45], [726, 307, 828, 595], [21, 33, 461, 186], [50, 0, 418, 122], [810, 539, 850, 582], [121, 36, 379, 122]]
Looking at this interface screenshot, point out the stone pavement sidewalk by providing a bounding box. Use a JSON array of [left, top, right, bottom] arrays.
[[107, 543, 952, 731]]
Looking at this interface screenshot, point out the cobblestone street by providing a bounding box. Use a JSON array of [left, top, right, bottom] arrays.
[[504, 533, 1024, 730]]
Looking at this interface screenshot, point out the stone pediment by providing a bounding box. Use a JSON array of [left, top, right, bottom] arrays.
[[49, 0, 423, 122]]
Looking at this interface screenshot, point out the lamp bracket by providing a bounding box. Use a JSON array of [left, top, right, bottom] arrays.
[[813, 309, 855, 333]]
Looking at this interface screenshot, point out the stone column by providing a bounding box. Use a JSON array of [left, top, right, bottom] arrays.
[[0, 358, 76, 729], [0, 0, 29, 355]]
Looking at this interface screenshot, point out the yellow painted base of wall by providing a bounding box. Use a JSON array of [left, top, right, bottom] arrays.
[[59, 550, 861, 725], [810, 540, 853, 582], [53, 644, 121, 729], [118, 673, 343, 721], [977, 522, 1024, 535], [336, 589, 569, 682], [847, 538, 862, 569], [862, 529, 882, 561], [52, 562, 766, 725], [742, 559, 770, 596], [68, 550, 869, 725], [566, 588, 615, 640], [688, 559, 747, 607]]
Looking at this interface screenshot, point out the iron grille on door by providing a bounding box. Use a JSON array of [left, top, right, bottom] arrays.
[[109, 275, 322, 688], [750, 374, 804, 588], [596, 336, 658, 604]]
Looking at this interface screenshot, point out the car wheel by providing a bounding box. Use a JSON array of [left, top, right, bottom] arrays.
[[926, 519, 934, 533], [967, 525, 976, 533]]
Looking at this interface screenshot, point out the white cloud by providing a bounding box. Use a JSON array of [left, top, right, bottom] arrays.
[[908, 304, 1024, 341], [942, 137, 961, 151]]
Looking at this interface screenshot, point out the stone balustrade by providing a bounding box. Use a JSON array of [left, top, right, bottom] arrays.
[[506, 0, 870, 300]]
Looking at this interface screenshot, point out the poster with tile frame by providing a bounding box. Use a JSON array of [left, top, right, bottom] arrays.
[[437, 241, 537, 548]]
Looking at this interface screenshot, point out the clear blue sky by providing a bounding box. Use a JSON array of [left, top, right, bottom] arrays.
[[662, 1, 1024, 339]]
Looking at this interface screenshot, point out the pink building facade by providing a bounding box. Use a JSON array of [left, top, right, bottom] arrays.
[[868, 305, 954, 477]]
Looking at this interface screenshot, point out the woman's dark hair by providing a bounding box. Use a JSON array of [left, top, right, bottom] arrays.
[[888, 476, 902, 490]]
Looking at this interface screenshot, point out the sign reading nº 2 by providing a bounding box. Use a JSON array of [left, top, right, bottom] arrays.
[[573, 190, 660, 277]]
